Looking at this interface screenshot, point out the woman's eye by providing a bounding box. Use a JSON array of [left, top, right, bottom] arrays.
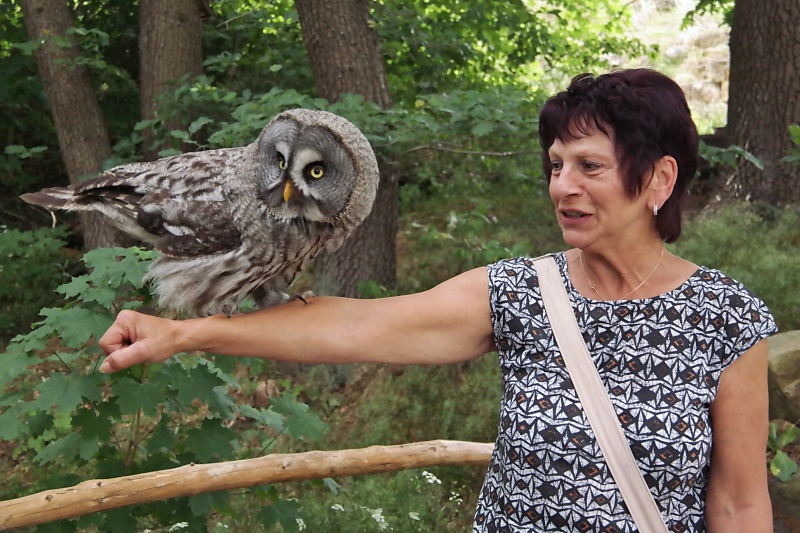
[[551, 160, 563, 171], [582, 161, 601, 171], [309, 164, 325, 179]]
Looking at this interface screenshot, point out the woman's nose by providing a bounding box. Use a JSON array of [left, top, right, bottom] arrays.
[[550, 165, 581, 196]]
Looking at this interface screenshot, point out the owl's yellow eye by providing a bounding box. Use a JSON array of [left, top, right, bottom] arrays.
[[309, 165, 325, 179], [277, 155, 286, 170]]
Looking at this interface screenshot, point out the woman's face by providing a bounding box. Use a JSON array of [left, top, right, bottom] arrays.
[[547, 127, 651, 252]]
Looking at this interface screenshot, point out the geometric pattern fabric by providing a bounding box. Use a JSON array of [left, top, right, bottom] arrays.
[[473, 252, 777, 532]]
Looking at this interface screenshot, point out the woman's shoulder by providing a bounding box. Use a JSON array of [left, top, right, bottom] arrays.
[[488, 252, 565, 275], [683, 264, 778, 335], [687, 265, 765, 301]]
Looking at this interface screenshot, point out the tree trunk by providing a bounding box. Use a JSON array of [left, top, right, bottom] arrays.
[[725, 0, 800, 204], [139, 0, 207, 158], [295, 0, 397, 297], [19, 0, 129, 249]]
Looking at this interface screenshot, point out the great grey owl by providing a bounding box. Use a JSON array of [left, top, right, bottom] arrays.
[[21, 109, 380, 316]]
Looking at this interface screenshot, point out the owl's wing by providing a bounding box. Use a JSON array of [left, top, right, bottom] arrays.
[[76, 149, 248, 257], [139, 195, 242, 258]]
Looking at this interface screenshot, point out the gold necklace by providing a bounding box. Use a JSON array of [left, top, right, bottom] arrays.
[[579, 247, 665, 301]]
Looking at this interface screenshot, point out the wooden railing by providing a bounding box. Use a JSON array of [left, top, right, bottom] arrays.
[[0, 440, 494, 530]]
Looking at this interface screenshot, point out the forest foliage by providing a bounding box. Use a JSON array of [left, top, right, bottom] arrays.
[[1, 0, 799, 531]]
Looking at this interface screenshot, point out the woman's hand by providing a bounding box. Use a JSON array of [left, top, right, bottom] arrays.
[[99, 310, 187, 373]]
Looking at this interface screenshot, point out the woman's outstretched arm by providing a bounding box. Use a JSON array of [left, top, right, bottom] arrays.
[[99, 266, 495, 373]]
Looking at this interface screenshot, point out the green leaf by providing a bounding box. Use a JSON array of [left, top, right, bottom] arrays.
[[172, 365, 235, 419], [471, 121, 495, 137], [189, 490, 229, 516], [4, 145, 25, 156], [99, 508, 140, 533], [738, 147, 764, 170], [238, 404, 285, 432], [196, 357, 240, 389], [72, 406, 114, 453], [188, 116, 214, 135], [323, 477, 342, 494], [77, 283, 118, 308], [12, 39, 42, 55], [258, 498, 302, 532], [81, 247, 155, 290], [770, 450, 799, 482], [29, 373, 103, 412], [34, 432, 83, 464], [0, 343, 36, 382], [0, 403, 28, 440], [777, 424, 800, 449], [112, 378, 164, 416], [185, 418, 237, 462], [36, 307, 112, 349], [28, 410, 55, 438], [148, 416, 176, 453], [270, 394, 328, 441]]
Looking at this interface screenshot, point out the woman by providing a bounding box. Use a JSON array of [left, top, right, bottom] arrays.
[[99, 69, 777, 532]]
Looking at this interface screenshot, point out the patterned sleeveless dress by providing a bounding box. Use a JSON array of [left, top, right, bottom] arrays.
[[473, 252, 777, 532]]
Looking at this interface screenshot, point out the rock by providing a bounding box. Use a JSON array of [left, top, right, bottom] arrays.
[[768, 331, 800, 422]]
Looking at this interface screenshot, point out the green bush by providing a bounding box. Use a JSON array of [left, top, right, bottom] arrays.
[[0, 247, 330, 532], [672, 203, 800, 332], [0, 227, 77, 344]]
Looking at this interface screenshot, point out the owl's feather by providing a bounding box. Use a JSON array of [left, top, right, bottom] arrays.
[[21, 109, 379, 316]]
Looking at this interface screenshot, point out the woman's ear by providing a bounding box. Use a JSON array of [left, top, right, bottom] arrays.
[[650, 155, 678, 210]]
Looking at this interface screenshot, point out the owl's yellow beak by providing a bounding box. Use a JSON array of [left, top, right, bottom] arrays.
[[283, 181, 294, 202]]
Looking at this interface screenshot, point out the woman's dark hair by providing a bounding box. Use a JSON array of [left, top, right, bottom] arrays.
[[538, 68, 699, 243]]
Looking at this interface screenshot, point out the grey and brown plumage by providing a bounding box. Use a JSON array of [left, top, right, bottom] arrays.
[[21, 109, 379, 316]]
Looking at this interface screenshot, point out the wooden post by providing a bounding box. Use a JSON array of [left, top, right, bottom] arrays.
[[0, 440, 493, 529]]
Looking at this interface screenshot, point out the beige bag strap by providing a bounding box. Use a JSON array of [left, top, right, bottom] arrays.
[[534, 256, 669, 532]]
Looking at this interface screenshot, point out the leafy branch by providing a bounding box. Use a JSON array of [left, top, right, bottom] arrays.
[[0, 245, 328, 530]]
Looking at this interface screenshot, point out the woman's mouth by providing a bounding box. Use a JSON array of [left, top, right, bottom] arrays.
[[561, 210, 590, 219]]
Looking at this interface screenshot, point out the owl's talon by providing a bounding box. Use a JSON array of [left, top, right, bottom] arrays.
[[289, 291, 316, 305]]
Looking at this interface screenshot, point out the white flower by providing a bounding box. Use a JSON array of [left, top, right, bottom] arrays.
[[369, 508, 390, 530], [296, 518, 306, 531], [421, 471, 442, 484], [168, 524, 189, 532], [408, 512, 421, 521], [331, 503, 345, 512]]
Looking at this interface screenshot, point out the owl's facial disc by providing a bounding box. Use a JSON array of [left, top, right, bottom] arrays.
[[256, 120, 358, 223]]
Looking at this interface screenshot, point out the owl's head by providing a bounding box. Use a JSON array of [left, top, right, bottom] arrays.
[[254, 109, 379, 227]]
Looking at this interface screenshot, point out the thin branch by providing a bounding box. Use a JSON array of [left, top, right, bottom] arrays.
[[401, 143, 537, 157]]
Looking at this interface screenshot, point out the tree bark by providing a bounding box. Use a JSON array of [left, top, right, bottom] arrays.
[[0, 440, 493, 529], [725, 0, 800, 204], [19, 0, 129, 249], [138, 0, 206, 158], [295, 0, 398, 297]]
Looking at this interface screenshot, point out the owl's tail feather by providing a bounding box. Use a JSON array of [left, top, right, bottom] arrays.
[[20, 187, 84, 211], [21, 187, 157, 243]]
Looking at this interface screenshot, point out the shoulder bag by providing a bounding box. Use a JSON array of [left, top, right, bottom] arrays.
[[533, 255, 669, 533]]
